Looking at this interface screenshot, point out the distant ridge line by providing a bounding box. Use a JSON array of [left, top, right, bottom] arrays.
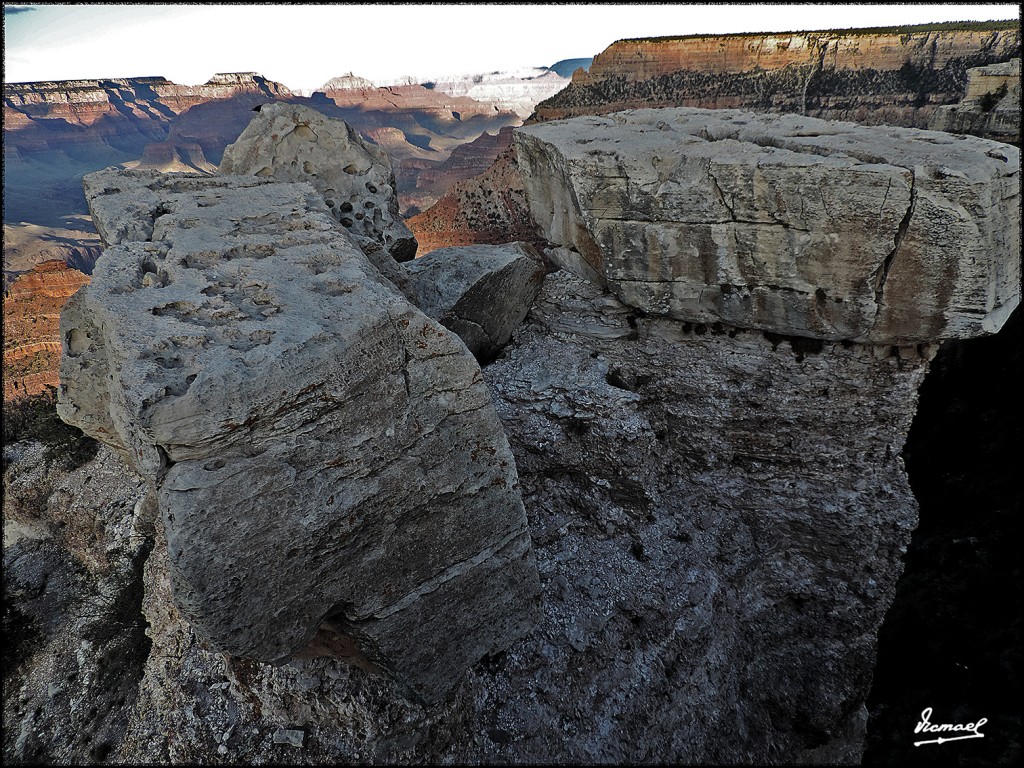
[[621, 18, 1020, 44]]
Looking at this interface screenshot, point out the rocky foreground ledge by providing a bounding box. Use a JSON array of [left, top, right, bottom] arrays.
[[57, 167, 539, 705], [5, 106, 1018, 764]]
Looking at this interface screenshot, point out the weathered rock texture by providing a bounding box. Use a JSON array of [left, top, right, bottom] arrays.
[[3, 442, 153, 765], [219, 103, 417, 262], [57, 168, 538, 704], [930, 58, 1021, 144], [516, 108, 1021, 344], [10, 273, 936, 765], [535, 22, 1022, 126], [405, 242, 546, 361], [8, 99, 1020, 764]]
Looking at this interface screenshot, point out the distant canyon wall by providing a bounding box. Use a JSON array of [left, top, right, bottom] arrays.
[[534, 22, 1021, 126], [3, 69, 565, 226], [3, 260, 89, 401], [929, 57, 1021, 143]]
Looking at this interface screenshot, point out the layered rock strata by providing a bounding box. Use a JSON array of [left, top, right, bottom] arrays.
[[3, 260, 91, 400], [397, 127, 513, 216], [3, 72, 520, 227], [425, 68, 571, 118], [56, 168, 539, 703], [930, 58, 1021, 143], [535, 22, 1022, 126], [405, 242, 546, 362], [516, 108, 1020, 344], [3, 73, 291, 156]]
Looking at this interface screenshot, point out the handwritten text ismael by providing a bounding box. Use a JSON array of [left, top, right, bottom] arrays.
[[914, 707, 988, 747]]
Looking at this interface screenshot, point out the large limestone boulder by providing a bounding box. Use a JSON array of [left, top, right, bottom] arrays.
[[218, 102, 417, 262], [515, 108, 1020, 344], [405, 242, 546, 362], [59, 168, 539, 704]]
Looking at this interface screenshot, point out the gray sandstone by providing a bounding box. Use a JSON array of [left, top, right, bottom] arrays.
[[21, 270, 934, 764], [515, 107, 1020, 344], [405, 242, 546, 361], [219, 102, 418, 263], [58, 168, 539, 704]]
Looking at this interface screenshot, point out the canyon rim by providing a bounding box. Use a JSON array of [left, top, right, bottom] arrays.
[[3, 12, 1022, 767]]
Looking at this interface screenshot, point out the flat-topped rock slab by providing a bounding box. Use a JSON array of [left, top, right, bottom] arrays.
[[516, 108, 1020, 344]]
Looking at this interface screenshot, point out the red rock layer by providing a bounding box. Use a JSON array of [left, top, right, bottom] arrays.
[[3, 73, 292, 156], [320, 82, 509, 119], [407, 141, 547, 257], [398, 128, 513, 215], [3, 261, 89, 401]]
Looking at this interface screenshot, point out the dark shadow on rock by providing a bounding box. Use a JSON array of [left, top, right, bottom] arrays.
[[865, 307, 1022, 765]]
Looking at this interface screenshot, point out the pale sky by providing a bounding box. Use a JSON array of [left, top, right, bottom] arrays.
[[3, 3, 1020, 92]]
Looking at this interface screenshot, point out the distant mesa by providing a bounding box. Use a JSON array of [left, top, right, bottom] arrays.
[[316, 68, 571, 119], [133, 137, 217, 174], [318, 73, 377, 91], [544, 57, 594, 78]]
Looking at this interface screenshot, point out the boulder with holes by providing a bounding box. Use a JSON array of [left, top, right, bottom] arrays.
[[218, 102, 418, 263], [58, 168, 539, 704]]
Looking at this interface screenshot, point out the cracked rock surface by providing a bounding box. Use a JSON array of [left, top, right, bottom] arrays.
[[516, 108, 1020, 344], [32, 270, 935, 765], [405, 242, 546, 362], [58, 168, 538, 704]]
